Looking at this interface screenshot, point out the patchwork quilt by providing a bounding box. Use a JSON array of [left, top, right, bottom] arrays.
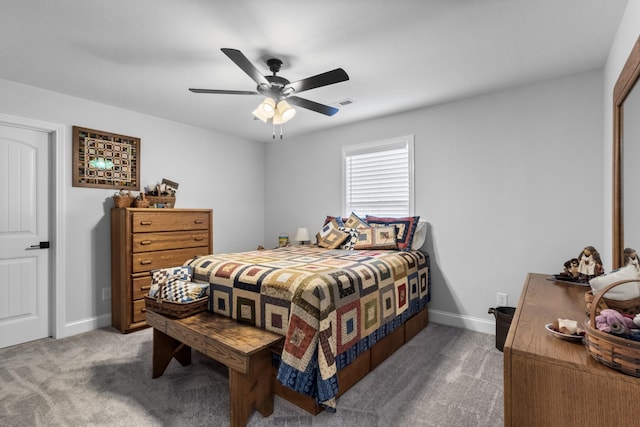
[[185, 246, 430, 409]]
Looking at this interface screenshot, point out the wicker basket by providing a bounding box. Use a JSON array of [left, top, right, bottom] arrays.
[[113, 194, 134, 207], [144, 295, 207, 318], [134, 193, 150, 208], [584, 279, 640, 377], [146, 195, 176, 208], [585, 290, 640, 316]]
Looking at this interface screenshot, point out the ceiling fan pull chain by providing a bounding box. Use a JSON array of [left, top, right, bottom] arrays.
[[280, 124, 283, 139], [272, 122, 276, 139]]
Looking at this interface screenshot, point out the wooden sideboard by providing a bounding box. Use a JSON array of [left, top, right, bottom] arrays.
[[504, 273, 640, 426], [111, 208, 213, 333]]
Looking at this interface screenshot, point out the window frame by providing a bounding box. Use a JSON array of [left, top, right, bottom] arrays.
[[341, 134, 415, 218]]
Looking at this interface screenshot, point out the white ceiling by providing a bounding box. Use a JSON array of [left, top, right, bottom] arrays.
[[0, 0, 629, 142]]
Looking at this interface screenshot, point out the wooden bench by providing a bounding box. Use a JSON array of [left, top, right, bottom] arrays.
[[145, 310, 284, 427]]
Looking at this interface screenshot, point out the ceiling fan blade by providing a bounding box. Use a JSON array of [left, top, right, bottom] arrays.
[[284, 68, 349, 94], [221, 48, 270, 87], [287, 96, 339, 116], [189, 88, 259, 95]]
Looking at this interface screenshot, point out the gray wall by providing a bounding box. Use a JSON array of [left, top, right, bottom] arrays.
[[264, 71, 604, 333], [0, 78, 265, 337]]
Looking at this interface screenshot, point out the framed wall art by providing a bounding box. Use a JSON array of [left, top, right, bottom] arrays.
[[72, 126, 140, 190]]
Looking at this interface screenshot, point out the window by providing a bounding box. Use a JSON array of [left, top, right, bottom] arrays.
[[342, 135, 414, 217]]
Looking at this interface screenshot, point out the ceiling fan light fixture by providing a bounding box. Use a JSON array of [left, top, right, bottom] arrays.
[[252, 107, 269, 122], [276, 100, 296, 123], [261, 97, 275, 114], [252, 97, 276, 122], [272, 109, 284, 125]]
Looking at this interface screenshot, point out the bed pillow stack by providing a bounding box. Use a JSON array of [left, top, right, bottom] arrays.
[[318, 213, 423, 251]]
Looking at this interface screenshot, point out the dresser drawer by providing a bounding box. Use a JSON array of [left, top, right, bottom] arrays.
[[132, 230, 210, 253], [132, 299, 146, 324], [132, 211, 210, 233], [132, 247, 209, 273], [132, 275, 152, 300]]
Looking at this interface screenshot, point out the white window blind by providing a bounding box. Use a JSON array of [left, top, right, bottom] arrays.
[[343, 135, 414, 217]]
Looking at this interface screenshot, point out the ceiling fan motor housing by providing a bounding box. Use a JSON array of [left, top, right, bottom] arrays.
[[261, 59, 292, 99], [259, 75, 292, 99]]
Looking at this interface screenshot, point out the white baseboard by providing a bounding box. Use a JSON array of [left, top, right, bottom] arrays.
[[429, 309, 496, 335], [59, 314, 112, 338], [57, 310, 495, 340]]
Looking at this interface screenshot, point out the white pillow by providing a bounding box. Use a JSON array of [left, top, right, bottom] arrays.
[[411, 221, 428, 250], [589, 265, 640, 300]]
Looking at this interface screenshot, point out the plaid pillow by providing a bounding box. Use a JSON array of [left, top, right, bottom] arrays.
[[353, 225, 398, 250], [151, 265, 192, 284], [161, 278, 208, 303], [149, 266, 193, 297], [317, 221, 349, 249], [323, 215, 345, 227], [343, 212, 369, 229], [365, 215, 420, 251]]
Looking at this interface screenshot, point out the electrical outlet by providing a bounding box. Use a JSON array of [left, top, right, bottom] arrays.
[[102, 287, 111, 301], [497, 292, 508, 306]]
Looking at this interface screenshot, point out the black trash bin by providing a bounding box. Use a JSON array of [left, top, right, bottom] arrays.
[[488, 306, 516, 352]]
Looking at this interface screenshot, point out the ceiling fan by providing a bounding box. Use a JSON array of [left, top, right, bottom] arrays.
[[189, 48, 350, 124]]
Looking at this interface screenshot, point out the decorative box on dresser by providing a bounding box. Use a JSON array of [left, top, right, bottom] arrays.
[[111, 208, 213, 333], [503, 273, 640, 426]]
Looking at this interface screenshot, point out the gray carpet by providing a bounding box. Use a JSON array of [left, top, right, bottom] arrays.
[[0, 322, 503, 427]]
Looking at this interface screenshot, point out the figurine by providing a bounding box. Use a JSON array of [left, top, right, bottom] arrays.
[[560, 258, 580, 278], [577, 246, 604, 281], [624, 247, 640, 274]]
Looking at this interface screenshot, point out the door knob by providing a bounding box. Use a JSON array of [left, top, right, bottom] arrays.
[[26, 241, 50, 250]]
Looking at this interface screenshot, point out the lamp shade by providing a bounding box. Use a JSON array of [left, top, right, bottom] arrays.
[[294, 227, 311, 244], [252, 97, 276, 122], [273, 100, 296, 124]]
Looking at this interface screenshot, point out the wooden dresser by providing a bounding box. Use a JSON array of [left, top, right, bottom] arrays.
[[504, 273, 640, 426], [110, 208, 213, 333]]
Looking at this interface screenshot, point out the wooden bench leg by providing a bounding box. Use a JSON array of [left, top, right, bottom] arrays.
[[152, 328, 192, 379], [228, 348, 274, 427]]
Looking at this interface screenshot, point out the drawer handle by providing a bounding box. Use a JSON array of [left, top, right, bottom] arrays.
[[140, 221, 152, 226], [194, 237, 204, 241], [194, 220, 204, 224], [141, 307, 147, 313], [141, 286, 151, 291], [140, 260, 152, 265], [140, 240, 152, 245]]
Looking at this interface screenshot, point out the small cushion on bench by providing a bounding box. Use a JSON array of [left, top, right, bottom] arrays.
[[161, 279, 208, 303]]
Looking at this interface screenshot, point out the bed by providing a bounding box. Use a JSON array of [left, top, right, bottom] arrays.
[[184, 240, 430, 410]]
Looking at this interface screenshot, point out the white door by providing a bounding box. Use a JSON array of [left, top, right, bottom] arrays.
[[0, 124, 50, 348]]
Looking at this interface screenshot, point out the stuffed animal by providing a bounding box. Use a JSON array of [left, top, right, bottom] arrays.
[[634, 314, 640, 329], [595, 309, 634, 335]]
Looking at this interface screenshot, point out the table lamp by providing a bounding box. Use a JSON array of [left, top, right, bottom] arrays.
[[295, 227, 311, 245]]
